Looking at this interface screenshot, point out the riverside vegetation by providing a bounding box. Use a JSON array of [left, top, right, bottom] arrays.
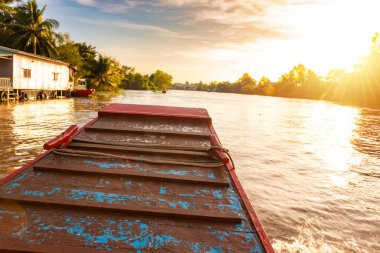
[[178, 35, 380, 108], [1, 0, 379, 108], [0, 0, 173, 92]]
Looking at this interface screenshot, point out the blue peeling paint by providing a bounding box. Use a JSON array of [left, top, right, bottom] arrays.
[[178, 193, 196, 198], [208, 173, 216, 179], [8, 183, 20, 190], [154, 234, 179, 248], [2, 210, 263, 253], [23, 190, 44, 197], [84, 160, 142, 170], [47, 188, 61, 196], [159, 187, 167, 195], [191, 242, 200, 253], [212, 190, 223, 200], [0, 209, 17, 215], [68, 190, 141, 204], [125, 180, 132, 189], [84, 160, 207, 178], [208, 245, 223, 253], [218, 190, 243, 213], [14, 173, 27, 182], [178, 201, 190, 209], [130, 235, 150, 249]]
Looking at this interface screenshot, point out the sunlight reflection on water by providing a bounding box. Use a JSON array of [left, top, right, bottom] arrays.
[[0, 90, 379, 252]]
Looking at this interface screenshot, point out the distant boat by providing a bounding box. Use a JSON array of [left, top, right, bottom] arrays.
[[72, 78, 94, 97], [71, 89, 95, 97]]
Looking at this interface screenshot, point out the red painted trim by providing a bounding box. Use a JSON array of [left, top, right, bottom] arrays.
[[0, 118, 99, 186], [209, 124, 275, 253], [71, 89, 95, 97], [209, 134, 230, 164], [99, 104, 212, 122], [43, 125, 79, 150], [1, 104, 273, 252]]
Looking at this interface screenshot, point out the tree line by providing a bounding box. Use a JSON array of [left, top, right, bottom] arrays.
[[181, 35, 380, 108], [0, 0, 173, 91]]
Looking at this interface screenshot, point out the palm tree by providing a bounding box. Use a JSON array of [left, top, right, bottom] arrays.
[[8, 0, 61, 57], [90, 55, 111, 87], [0, 0, 16, 14], [0, 0, 17, 46]]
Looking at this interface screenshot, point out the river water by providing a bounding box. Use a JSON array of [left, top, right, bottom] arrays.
[[0, 90, 379, 252]]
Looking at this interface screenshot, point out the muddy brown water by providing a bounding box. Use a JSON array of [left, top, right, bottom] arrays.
[[0, 90, 379, 252]]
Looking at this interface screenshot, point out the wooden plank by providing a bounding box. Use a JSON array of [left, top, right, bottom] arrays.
[[85, 125, 211, 137], [0, 240, 127, 253], [68, 142, 211, 157], [98, 104, 212, 123], [71, 137, 211, 152], [33, 164, 230, 187], [0, 196, 241, 223]]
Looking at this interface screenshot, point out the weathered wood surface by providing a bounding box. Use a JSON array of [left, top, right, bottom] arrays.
[[0, 104, 266, 253]]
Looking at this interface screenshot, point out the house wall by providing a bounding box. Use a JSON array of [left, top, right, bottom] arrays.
[[0, 58, 12, 77], [12, 54, 71, 90]]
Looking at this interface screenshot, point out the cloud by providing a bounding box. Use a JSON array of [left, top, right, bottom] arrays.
[[75, 0, 143, 13], [71, 0, 320, 47], [67, 16, 199, 40]]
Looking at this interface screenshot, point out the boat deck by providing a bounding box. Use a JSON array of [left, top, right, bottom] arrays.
[[0, 104, 273, 252]]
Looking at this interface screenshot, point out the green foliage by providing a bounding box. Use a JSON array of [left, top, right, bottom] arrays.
[[236, 73, 256, 94], [216, 81, 233, 93], [0, 1, 17, 46], [0, 0, 173, 92], [7, 0, 61, 56], [150, 70, 173, 91], [190, 33, 380, 108], [256, 76, 274, 96], [1, 1, 379, 107], [56, 34, 82, 67], [123, 72, 152, 90]]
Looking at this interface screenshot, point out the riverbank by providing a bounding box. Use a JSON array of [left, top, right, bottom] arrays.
[[172, 87, 380, 110]]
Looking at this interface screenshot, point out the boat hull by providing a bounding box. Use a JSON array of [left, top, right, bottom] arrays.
[[0, 103, 274, 253], [71, 89, 94, 97]]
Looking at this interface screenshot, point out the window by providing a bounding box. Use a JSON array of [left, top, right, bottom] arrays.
[[53, 73, 59, 81], [23, 69, 31, 78]]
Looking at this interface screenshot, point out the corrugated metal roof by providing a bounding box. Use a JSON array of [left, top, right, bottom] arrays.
[[0, 45, 71, 66]]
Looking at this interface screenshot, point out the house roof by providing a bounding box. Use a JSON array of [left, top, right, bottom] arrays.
[[0, 45, 72, 67]]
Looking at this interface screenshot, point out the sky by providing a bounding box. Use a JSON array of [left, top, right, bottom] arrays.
[[39, 0, 380, 83]]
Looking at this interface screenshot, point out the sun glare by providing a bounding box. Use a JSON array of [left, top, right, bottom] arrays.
[[310, 103, 360, 172], [223, 0, 380, 81]]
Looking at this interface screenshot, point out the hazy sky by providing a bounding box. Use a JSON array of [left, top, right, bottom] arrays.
[[40, 0, 379, 82]]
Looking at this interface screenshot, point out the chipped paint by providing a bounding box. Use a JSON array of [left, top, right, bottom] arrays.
[[83, 160, 215, 179], [0, 105, 268, 252], [124, 180, 132, 189], [159, 187, 167, 195], [208, 173, 217, 179], [212, 190, 223, 200]]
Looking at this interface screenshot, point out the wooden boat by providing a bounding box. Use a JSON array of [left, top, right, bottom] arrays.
[[71, 78, 94, 97], [0, 103, 274, 253], [71, 88, 95, 97]]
